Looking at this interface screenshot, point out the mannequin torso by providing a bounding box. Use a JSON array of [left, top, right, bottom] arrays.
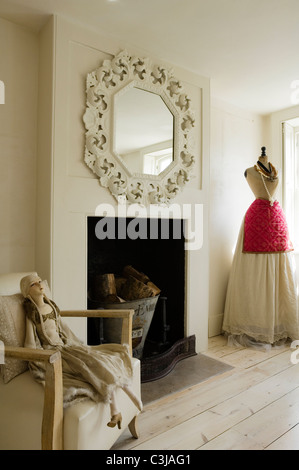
[[244, 155, 279, 201]]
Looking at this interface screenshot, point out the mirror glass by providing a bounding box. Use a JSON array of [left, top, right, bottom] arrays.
[[114, 87, 174, 176]]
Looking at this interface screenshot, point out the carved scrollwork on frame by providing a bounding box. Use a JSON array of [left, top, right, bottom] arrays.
[[83, 50, 197, 205]]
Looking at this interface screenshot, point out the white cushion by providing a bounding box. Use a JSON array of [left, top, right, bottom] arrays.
[[0, 272, 35, 295], [64, 358, 140, 450], [0, 293, 28, 382], [0, 371, 44, 450]]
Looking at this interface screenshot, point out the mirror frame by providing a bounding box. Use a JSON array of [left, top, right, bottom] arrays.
[[83, 50, 196, 205]]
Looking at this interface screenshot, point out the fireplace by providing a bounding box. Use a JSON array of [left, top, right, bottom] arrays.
[[87, 216, 196, 381]]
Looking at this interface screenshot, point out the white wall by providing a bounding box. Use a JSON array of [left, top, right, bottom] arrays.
[[35, 17, 55, 284], [209, 98, 268, 336], [0, 17, 38, 274]]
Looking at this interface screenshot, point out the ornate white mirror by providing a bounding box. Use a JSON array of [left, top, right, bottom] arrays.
[[83, 50, 196, 204]]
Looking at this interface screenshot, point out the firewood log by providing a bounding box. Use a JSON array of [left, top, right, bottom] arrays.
[[115, 276, 127, 295], [120, 275, 155, 300], [93, 273, 116, 300], [123, 265, 150, 284], [147, 281, 161, 296]]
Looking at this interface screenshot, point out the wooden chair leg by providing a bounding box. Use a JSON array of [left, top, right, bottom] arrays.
[[128, 415, 139, 439]]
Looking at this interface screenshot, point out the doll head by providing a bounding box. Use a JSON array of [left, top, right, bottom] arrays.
[[20, 273, 43, 298]]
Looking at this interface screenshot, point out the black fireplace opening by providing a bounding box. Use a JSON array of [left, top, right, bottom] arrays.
[[87, 216, 195, 380]]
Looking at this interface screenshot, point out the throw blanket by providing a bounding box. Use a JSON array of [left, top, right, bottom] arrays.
[[243, 198, 293, 253], [23, 298, 133, 408]]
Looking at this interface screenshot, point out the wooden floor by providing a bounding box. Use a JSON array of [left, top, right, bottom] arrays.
[[113, 335, 299, 450]]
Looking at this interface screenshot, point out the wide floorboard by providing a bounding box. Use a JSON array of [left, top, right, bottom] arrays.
[[112, 335, 299, 450]]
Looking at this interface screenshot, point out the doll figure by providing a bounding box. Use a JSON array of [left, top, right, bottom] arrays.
[[20, 273, 142, 429]]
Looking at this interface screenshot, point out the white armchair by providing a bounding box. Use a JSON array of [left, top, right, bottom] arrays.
[[0, 272, 141, 450]]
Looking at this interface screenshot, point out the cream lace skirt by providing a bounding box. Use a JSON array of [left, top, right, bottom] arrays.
[[222, 219, 299, 344]]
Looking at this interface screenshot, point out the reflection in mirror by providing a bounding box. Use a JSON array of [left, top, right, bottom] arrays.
[[114, 87, 174, 175]]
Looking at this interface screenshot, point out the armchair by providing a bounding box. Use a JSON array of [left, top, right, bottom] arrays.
[[0, 272, 141, 450]]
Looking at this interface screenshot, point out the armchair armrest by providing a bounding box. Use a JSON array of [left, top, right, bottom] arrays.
[[4, 346, 63, 450], [4, 346, 60, 363], [60, 309, 134, 355]]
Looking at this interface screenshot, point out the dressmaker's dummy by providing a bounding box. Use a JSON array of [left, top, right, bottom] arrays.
[[244, 147, 279, 203], [222, 147, 299, 346]]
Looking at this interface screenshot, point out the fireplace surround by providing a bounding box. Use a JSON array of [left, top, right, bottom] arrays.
[[87, 216, 196, 381]]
